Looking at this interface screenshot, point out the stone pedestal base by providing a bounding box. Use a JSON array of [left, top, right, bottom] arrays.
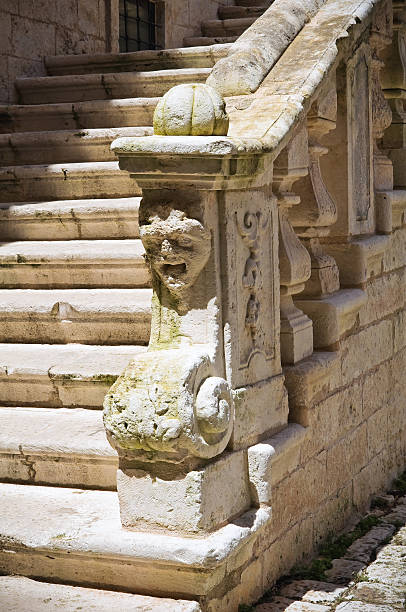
[[117, 451, 251, 533], [280, 295, 313, 365]]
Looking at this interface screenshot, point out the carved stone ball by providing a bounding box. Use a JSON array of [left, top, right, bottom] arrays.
[[153, 83, 229, 136]]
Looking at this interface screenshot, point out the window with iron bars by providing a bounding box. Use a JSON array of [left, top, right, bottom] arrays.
[[119, 0, 162, 52]]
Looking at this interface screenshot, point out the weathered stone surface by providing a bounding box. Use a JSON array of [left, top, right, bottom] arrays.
[[255, 598, 330, 611], [0, 575, 201, 611], [344, 524, 396, 563], [279, 580, 346, 604], [350, 581, 406, 608], [335, 602, 396, 612], [324, 559, 366, 584]]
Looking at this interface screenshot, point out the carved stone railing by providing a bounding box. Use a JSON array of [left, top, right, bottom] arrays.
[[104, 0, 404, 554]]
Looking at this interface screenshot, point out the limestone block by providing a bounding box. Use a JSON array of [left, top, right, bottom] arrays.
[[375, 190, 406, 233], [367, 408, 389, 460], [358, 269, 405, 328], [352, 452, 389, 512], [344, 524, 396, 564], [0, 10, 12, 56], [283, 351, 341, 415], [297, 380, 362, 463], [350, 581, 406, 608], [340, 320, 393, 387], [117, 450, 251, 533], [247, 423, 306, 505], [326, 423, 368, 496], [324, 236, 389, 287], [363, 559, 406, 590], [393, 309, 406, 354], [312, 482, 353, 550], [232, 375, 289, 450], [270, 452, 327, 537], [324, 558, 366, 584], [0, 576, 201, 611], [279, 580, 346, 605], [296, 289, 366, 349], [11, 15, 55, 61], [335, 602, 394, 612], [256, 598, 330, 611], [362, 360, 391, 419], [383, 226, 406, 273]]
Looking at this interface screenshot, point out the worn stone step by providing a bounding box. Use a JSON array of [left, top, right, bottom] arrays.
[[184, 35, 238, 47], [0, 483, 258, 598], [0, 197, 141, 241], [0, 239, 149, 288], [16, 68, 211, 105], [0, 162, 140, 203], [0, 407, 117, 489], [0, 288, 151, 344], [202, 17, 256, 37], [0, 576, 200, 612], [218, 5, 268, 19], [235, 0, 272, 6], [0, 343, 146, 407], [45, 45, 231, 76], [0, 127, 153, 166], [0, 98, 158, 134]]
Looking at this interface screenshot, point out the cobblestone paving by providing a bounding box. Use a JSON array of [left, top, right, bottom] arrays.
[[253, 495, 406, 612]]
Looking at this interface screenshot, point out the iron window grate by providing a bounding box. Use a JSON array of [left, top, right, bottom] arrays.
[[119, 0, 162, 52]]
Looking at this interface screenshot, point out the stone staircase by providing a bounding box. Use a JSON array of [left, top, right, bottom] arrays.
[[0, 2, 267, 610]]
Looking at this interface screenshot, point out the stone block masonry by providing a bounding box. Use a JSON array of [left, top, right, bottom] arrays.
[[0, 0, 116, 103]]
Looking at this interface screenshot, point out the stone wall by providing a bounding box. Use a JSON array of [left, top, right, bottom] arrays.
[[0, 0, 117, 103], [213, 230, 406, 609], [163, 0, 232, 49]]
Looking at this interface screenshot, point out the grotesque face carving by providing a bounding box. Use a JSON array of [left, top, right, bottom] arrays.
[[140, 204, 211, 297]]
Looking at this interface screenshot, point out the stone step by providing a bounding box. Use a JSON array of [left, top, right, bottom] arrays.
[[218, 5, 268, 19], [0, 162, 140, 203], [0, 343, 146, 407], [0, 576, 200, 612], [202, 17, 256, 37], [16, 68, 211, 105], [0, 288, 151, 344], [0, 482, 257, 598], [0, 98, 158, 134], [235, 0, 272, 6], [184, 35, 238, 47], [0, 239, 149, 288], [45, 45, 231, 76], [0, 127, 153, 166], [0, 407, 117, 489], [0, 197, 141, 241]]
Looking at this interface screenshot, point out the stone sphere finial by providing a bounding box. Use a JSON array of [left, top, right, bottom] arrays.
[[153, 83, 229, 136]]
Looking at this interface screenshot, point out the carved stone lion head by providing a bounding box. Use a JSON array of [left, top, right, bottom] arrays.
[[140, 203, 211, 298]]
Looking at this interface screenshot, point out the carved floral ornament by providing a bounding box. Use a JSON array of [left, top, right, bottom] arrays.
[[237, 211, 268, 344]]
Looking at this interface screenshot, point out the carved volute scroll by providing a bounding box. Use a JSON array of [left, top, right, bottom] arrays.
[[273, 128, 313, 365], [290, 85, 340, 299], [103, 188, 234, 468]]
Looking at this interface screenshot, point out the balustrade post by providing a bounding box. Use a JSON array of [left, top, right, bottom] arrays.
[[273, 128, 314, 364], [104, 85, 288, 533]]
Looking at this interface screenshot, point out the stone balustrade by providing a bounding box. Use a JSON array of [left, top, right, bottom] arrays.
[[105, 0, 406, 608]]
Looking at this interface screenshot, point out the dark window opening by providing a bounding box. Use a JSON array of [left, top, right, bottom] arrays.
[[119, 0, 162, 52]]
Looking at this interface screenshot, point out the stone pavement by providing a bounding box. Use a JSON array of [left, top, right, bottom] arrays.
[[253, 495, 406, 611]]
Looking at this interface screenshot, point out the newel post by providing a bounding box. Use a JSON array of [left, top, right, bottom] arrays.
[[104, 84, 287, 534]]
